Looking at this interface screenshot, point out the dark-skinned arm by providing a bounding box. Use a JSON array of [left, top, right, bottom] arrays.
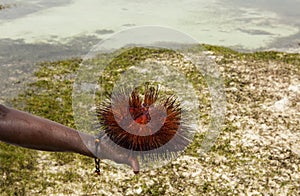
[[0, 104, 139, 173]]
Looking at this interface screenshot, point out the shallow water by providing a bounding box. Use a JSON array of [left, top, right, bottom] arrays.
[[0, 0, 299, 50], [0, 0, 299, 103]]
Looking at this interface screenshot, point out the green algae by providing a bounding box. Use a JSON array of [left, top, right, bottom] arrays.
[[203, 44, 300, 67]]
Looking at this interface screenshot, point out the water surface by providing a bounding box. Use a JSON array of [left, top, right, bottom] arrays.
[[1, 0, 299, 50], [0, 0, 299, 102]]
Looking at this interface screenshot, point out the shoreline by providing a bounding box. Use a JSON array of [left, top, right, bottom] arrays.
[[1, 43, 299, 106]]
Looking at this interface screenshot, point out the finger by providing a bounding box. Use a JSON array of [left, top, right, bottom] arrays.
[[128, 156, 140, 174]]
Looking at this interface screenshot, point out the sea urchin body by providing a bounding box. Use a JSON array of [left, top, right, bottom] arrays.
[[97, 85, 190, 160]]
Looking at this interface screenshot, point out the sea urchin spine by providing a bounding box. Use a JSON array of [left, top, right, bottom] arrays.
[[97, 85, 189, 158]]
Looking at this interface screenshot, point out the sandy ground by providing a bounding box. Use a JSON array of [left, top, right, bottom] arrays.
[[1, 48, 299, 195]]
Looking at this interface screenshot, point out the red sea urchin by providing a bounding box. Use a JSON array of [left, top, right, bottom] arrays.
[[96, 85, 191, 160]]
